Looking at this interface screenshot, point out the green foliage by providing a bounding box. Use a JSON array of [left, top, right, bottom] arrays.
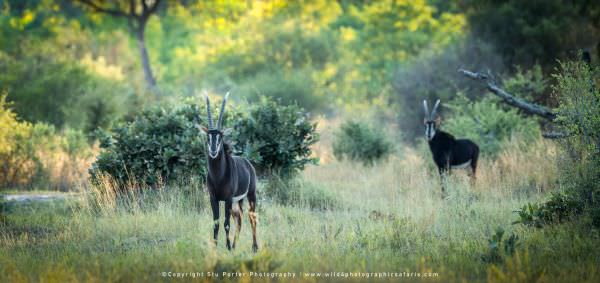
[[0, 50, 130, 132], [465, 0, 597, 70], [90, 103, 217, 187], [513, 193, 582, 228], [444, 94, 541, 155], [92, 96, 317, 186], [481, 228, 520, 263], [0, 93, 93, 190], [336, 0, 466, 99], [503, 65, 547, 102], [233, 97, 319, 177], [551, 57, 600, 227], [237, 69, 325, 111], [332, 120, 394, 165], [392, 37, 505, 141]]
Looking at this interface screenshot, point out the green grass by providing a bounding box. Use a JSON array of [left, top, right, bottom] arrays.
[[1, 142, 600, 282]]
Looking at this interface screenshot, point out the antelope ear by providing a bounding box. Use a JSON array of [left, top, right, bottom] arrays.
[[423, 118, 428, 125], [223, 128, 233, 136], [434, 116, 441, 126]]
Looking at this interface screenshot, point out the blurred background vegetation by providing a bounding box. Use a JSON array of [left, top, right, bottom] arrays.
[[0, 0, 598, 190]]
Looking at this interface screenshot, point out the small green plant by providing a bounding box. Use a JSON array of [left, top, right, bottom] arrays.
[[481, 227, 520, 263], [513, 192, 582, 228], [332, 120, 394, 166], [233, 97, 319, 178]]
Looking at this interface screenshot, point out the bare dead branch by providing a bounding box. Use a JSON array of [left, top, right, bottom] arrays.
[[458, 69, 557, 121], [542, 132, 571, 139]]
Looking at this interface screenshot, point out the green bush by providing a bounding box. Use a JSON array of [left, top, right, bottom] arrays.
[[90, 103, 226, 187], [513, 193, 582, 228], [232, 97, 319, 177], [551, 57, 600, 227], [0, 93, 93, 190], [332, 120, 394, 165], [91, 96, 318, 186], [444, 94, 541, 156]]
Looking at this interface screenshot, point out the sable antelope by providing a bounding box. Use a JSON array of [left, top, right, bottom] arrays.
[[423, 99, 479, 193], [199, 92, 258, 252]]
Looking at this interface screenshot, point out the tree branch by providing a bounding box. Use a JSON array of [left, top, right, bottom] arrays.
[[75, 0, 130, 18], [542, 131, 571, 139], [458, 68, 557, 121]]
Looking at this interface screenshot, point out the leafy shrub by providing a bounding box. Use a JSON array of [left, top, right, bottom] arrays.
[[90, 103, 226, 187], [444, 94, 541, 156], [233, 97, 319, 177], [513, 193, 582, 228], [0, 92, 93, 190], [503, 64, 547, 102], [332, 120, 394, 165], [551, 57, 600, 226], [92, 96, 317, 187]]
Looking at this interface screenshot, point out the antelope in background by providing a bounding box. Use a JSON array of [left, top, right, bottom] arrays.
[[423, 99, 480, 195], [199, 93, 258, 252]]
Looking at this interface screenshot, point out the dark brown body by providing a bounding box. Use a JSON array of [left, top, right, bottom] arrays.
[[206, 136, 258, 252]]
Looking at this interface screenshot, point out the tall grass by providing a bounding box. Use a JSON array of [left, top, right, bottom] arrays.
[[2, 137, 599, 282]]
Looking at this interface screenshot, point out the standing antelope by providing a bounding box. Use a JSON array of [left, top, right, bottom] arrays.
[[423, 99, 479, 194], [199, 92, 258, 252]]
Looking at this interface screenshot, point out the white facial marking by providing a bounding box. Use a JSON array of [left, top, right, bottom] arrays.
[[425, 123, 436, 140], [207, 133, 221, 159]]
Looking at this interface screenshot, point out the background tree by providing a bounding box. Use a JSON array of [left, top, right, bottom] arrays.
[[461, 0, 600, 72], [75, 0, 164, 92]]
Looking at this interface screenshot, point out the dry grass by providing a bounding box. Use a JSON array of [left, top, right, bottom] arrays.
[[2, 136, 599, 282]]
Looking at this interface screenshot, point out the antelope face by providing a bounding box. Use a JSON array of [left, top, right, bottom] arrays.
[[422, 99, 441, 141], [205, 129, 224, 159], [199, 126, 233, 159], [202, 91, 231, 159], [424, 120, 436, 141]]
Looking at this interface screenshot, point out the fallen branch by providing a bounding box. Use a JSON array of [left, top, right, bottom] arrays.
[[458, 69, 557, 121], [542, 132, 571, 139]]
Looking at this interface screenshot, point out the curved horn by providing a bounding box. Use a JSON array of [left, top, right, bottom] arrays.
[[204, 92, 214, 129], [430, 99, 441, 119], [217, 92, 230, 129], [423, 100, 429, 119]]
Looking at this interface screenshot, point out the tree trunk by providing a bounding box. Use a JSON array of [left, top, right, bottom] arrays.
[[135, 26, 157, 90]]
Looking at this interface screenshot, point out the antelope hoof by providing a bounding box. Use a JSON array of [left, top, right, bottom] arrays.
[[252, 244, 258, 253]]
